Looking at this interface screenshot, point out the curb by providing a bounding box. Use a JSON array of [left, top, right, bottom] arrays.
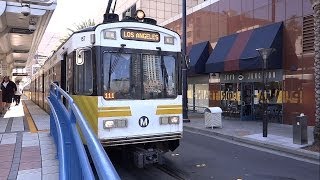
[[184, 125, 320, 163]]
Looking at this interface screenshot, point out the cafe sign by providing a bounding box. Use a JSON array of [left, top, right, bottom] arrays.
[[220, 70, 283, 83]]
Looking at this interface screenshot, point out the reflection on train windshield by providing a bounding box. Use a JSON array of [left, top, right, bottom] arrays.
[[103, 53, 176, 99]]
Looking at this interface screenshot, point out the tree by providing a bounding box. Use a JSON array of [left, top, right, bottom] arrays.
[[311, 0, 320, 146], [60, 19, 96, 43]]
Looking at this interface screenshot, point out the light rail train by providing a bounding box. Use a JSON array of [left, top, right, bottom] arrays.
[[29, 9, 183, 167]]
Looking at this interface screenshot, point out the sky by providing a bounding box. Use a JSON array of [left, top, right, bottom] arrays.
[[37, 0, 108, 55]]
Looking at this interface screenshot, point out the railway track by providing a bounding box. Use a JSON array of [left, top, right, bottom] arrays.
[[156, 164, 188, 180]]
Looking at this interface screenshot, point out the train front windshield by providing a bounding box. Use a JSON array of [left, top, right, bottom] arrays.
[[102, 52, 177, 100]]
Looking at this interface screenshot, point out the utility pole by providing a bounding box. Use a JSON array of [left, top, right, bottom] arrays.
[[182, 0, 190, 123]]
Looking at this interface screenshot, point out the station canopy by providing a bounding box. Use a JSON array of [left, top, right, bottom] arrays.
[[0, 0, 56, 78]]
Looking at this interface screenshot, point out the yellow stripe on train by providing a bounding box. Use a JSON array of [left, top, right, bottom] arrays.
[[98, 106, 131, 111], [98, 106, 132, 117], [156, 105, 182, 115]]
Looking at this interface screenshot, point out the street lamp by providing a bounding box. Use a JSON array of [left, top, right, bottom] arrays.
[[256, 48, 275, 137]]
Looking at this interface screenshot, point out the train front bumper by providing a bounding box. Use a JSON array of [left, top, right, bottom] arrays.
[[100, 132, 182, 146]]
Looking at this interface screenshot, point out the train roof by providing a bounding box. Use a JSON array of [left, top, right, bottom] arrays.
[[40, 21, 180, 72]]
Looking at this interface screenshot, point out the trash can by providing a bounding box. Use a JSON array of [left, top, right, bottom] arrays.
[[204, 107, 222, 128], [293, 114, 308, 145]]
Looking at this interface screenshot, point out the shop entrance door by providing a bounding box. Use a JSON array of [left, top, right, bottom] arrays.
[[241, 83, 254, 120]]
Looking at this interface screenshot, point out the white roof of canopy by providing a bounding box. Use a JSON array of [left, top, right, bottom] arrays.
[[0, 0, 56, 76]]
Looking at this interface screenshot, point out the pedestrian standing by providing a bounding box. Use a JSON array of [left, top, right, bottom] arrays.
[[14, 81, 23, 106], [0, 76, 17, 114]]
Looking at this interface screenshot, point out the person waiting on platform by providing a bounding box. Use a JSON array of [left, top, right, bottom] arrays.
[[0, 76, 17, 114], [14, 81, 23, 106]]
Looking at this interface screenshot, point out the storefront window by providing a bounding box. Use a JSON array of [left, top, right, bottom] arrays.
[[195, 84, 209, 112], [220, 71, 283, 123], [188, 84, 194, 111], [221, 83, 241, 119], [187, 83, 209, 113]]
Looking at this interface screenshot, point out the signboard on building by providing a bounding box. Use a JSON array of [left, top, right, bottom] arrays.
[[0, 62, 8, 76], [220, 70, 283, 83]]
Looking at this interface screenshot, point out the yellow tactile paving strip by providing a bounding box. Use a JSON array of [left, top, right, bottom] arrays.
[[22, 102, 38, 133]]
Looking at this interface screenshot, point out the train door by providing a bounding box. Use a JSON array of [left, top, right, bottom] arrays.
[[66, 53, 73, 94], [38, 75, 43, 108], [43, 72, 49, 112], [41, 73, 45, 109], [36, 77, 39, 105], [61, 53, 67, 105], [61, 53, 67, 91], [31, 80, 35, 101]]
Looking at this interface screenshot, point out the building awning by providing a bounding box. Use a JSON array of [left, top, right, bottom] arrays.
[[206, 22, 283, 73], [188, 41, 212, 75]]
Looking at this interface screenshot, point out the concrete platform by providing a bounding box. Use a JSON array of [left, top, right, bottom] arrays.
[[0, 97, 58, 180]]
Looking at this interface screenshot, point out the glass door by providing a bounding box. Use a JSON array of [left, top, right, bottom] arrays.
[[252, 82, 283, 123], [253, 82, 264, 121], [221, 83, 240, 119], [241, 83, 254, 120]]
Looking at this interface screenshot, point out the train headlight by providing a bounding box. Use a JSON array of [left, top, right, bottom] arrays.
[[159, 116, 179, 125], [104, 30, 116, 40], [104, 120, 114, 129], [103, 119, 127, 129], [169, 116, 179, 124], [164, 36, 174, 45], [159, 117, 169, 124], [136, 10, 145, 20]]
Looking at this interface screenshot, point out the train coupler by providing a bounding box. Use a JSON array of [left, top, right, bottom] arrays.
[[133, 148, 164, 168]]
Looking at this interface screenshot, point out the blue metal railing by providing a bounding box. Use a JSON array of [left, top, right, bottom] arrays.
[[47, 83, 120, 180]]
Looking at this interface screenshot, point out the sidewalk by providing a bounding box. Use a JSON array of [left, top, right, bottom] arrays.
[[184, 113, 320, 164], [0, 96, 58, 180]]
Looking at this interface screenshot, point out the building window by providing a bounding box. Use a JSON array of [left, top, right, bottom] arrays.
[[303, 15, 314, 53], [187, 31, 192, 38]]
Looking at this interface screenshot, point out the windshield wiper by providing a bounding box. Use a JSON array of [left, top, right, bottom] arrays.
[[160, 56, 169, 96], [107, 51, 122, 90]]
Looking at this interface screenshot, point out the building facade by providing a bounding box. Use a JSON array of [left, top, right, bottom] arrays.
[[115, 0, 206, 24], [163, 0, 316, 126], [115, 0, 316, 126]]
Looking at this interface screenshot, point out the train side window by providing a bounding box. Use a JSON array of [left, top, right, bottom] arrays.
[[74, 49, 93, 95]]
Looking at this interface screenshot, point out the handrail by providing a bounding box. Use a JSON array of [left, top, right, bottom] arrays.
[[46, 97, 66, 180], [48, 82, 120, 180], [71, 104, 120, 179]]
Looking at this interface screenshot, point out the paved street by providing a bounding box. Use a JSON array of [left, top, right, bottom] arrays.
[[162, 130, 320, 180]]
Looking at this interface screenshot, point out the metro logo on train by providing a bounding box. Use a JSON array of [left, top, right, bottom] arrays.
[[138, 116, 149, 128], [121, 29, 160, 42]]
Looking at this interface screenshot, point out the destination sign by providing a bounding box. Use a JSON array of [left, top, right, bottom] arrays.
[[121, 29, 160, 42]]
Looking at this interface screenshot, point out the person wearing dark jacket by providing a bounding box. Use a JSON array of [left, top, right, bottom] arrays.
[[1, 76, 17, 114]]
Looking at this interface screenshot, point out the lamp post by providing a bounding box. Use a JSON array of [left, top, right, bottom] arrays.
[[182, 0, 190, 122], [256, 48, 275, 137]]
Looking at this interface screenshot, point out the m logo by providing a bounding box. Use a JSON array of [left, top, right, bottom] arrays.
[[139, 116, 149, 128]]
